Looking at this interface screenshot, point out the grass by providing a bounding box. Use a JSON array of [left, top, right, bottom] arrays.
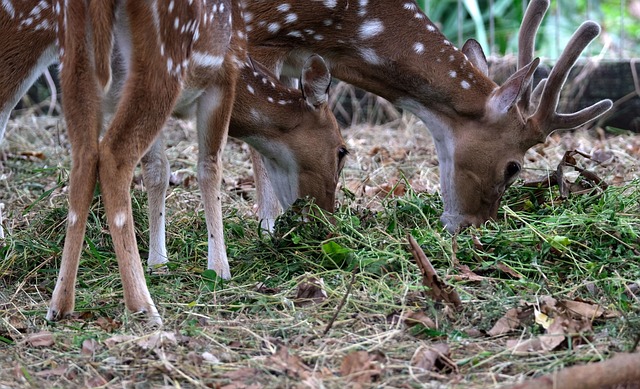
[[0, 109, 639, 387]]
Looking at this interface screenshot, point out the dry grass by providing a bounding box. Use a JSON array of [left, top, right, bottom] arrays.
[[0, 87, 639, 388]]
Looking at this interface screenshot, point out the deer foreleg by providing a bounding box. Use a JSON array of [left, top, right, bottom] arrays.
[[47, 2, 101, 322]]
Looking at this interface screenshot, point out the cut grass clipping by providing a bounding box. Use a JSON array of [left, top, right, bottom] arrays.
[[1, 161, 639, 387]]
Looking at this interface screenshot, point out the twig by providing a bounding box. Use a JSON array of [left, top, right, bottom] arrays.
[[322, 267, 358, 337]]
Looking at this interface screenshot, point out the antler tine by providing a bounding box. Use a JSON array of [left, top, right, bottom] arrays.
[[517, 0, 549, 111], [518, 0, 550, 71], [531, 21, 611, 131]]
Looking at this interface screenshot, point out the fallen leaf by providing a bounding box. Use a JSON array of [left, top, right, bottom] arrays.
[[411, 343, 456, 373], [495, 262, 523, 279], [294, 276, 327, 307], [136, 331, 178, 350], [95, 316, 121, 332], [266, 346, 312, 380], [33, 365, 68, 377], [340, 351, 382, 387], [364, 181, 406, 198], [104, 334, 136, 348], [455, 264, 484, 282], [408, 234, 462, 310], [561, 300, 605, 320], [488, 307, 533, 337], [81, 338, 98, 357], [404, 310, 437, 329], [25, 331, 55, 347], [86, 374, 109, 388]]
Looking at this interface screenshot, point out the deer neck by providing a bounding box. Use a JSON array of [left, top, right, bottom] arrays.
[[246, 1, 497, 121], [229, 65, 302, 142]]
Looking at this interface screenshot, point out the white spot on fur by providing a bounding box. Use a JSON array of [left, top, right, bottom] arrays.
[[191, 52, 224, 68], [267, 22, 280, 33], [114, 212, 126, 228], [427, 24, 436, 32], [247, 84, 255, 94], [285, 13, 297, 23], [323, 0, 337, 8], [413, 42, 425, 54], [359, 19, 384, 39], [359, 48, 382, 65], [461, 80, 471, 89], [1, 0, 15, 18], [68, 211, 77, 226], [276, 3, 290, 12], [449, 70, 457, 78], [287, 30, 302, 38], [403, 2, 416, 10]]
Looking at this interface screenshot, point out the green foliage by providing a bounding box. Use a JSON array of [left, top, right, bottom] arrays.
[[417, 0, 639, 57]]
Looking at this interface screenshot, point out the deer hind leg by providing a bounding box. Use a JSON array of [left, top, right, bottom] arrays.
[[47, 1, 101, 321], [197, 72, 238, 279], [140, 137, 170, 271]]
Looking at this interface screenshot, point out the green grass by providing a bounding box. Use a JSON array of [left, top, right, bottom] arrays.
[[1, 166, 639, 387]]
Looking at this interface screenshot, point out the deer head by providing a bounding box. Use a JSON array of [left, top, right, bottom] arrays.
[[232, 54, 347, 213], [432, 1, 612, 232]]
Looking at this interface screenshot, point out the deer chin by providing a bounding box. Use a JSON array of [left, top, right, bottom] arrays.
[[248, 139, 300, 211], [440, 197, 501, 234]]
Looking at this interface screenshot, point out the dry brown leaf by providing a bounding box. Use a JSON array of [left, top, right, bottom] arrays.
[[81, 338, 99, 357], [221, 367, 261, 387], [364, 181, 406, 198], [340, 350, 382, 387], [495, 262, 523, 279], [455, 264, 484, 282], [136, 331, 178, 350], [411, 343, 456, 373], [507, 337, 543, 354], [294, 276, 327, 307], [404, 310, 437, 329], [408, 234, 462, 310], [86, 374, 109, 388], [488, 307, 533, 337], [25, 331, 55, 347], [33, 365, 68, 377], [561, 300, 606, 320], [104, 334, 136, 348], [95, 316, 121, 332], [266, 346, 312, 380]]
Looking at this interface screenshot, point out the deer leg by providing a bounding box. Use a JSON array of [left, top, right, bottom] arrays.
[[47, 4, 101, 322], [140, 137, 170, 271], [197, 77, 236, 279]]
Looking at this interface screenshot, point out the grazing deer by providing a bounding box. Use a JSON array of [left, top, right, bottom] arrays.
[[0, 1, 344, 324], [44, 0, 247, 326], [243, 0, 613, 232], [142, 54, 345, 272]]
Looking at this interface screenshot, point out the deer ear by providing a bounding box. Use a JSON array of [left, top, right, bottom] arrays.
[[300, 54, 331, 107], [461, 39, 488, 77], [489, 58, 539, 114]]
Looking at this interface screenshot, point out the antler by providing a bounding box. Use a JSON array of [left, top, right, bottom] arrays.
[[517, 0, 550, 108], [528, 21, 612, 135]]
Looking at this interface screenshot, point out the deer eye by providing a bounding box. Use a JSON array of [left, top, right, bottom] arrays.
[[505, 161, 521, 179], [338, 146, 349, 160]]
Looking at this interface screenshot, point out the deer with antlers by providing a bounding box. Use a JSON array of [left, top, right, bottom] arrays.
[[0, 0, 345, 325], [243, 0, 612, 232]]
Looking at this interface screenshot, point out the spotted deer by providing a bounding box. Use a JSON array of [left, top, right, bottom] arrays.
[[0, 1, 344, 324], [243, 0, 613, 232]]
